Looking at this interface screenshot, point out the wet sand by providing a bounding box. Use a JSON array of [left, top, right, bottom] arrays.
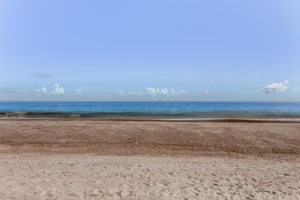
[[0, 120, 300, 199]]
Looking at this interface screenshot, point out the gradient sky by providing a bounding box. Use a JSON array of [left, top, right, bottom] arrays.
[[0, 0, 300, 101]]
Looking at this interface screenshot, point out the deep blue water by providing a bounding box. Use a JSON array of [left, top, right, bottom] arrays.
[[0, 102, 300, 118]]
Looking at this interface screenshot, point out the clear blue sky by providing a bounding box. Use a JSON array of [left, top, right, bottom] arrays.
[[0, 0, 300, 101]]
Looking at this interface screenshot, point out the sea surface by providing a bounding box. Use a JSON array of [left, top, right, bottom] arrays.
[[0, 101, 300, 119]]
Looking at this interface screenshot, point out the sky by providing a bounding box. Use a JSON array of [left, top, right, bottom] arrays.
[[0, 0, 300, 101]]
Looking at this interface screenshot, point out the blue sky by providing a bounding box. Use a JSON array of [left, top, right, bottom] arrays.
[[0, 0, 300, 101]]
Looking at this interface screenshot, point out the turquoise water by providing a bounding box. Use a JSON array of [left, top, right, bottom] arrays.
[[0, 102, 300, 118]]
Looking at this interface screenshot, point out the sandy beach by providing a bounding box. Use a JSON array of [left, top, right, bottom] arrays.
[[0, 119, 300, 199]]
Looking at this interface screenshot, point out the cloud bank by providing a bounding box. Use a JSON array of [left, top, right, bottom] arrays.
[[146, 87, 187, 97], [117, 87, 188, 97], [36, 84, 65, 95], [202, 89, 209, 95], [75, 89, 83, 95], [262, 80, 289, 94], [36, 87, 48, 94], [0, 86, 209, 101], [52, 84, 65, 95]]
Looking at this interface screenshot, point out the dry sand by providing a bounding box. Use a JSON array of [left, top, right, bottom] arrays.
[[0, 120, 300, 200]]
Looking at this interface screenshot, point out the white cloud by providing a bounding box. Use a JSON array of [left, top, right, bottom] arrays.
[[117, 90, 125, 96], [34, 84, 65, 95], [146, 87, 187, 97], [36, 87, 48, 94], [115, 87, 188, 98], [52, 84, 65, 95], [202, 89, 209, 95], [262, 80, 289, 94], [75, 89, 83, 95]]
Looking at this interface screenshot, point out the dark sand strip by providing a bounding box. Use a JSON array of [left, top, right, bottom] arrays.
[[0, 120, 299, 156]]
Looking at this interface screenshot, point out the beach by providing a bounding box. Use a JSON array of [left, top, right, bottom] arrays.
[[0, 119, 300, 199], [3, 0, 300, 198]]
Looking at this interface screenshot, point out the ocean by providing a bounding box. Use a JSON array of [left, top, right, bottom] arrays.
[[0, 101, 300, 119]]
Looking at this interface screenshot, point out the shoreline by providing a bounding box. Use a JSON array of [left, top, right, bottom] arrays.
[[0, 117, 300, 123]]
